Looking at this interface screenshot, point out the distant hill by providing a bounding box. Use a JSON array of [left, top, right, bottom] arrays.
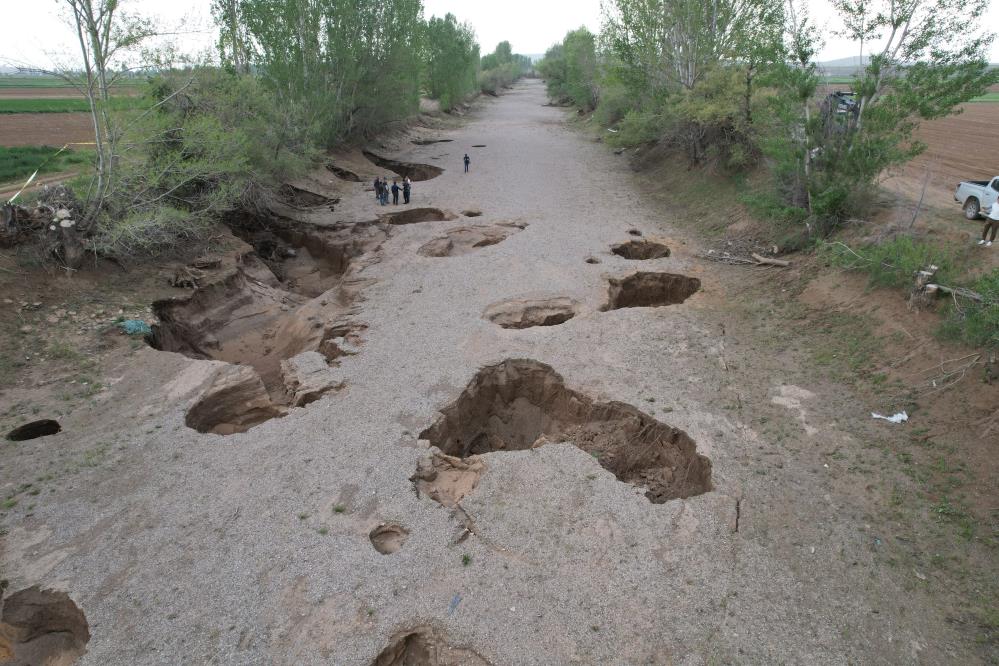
[[819, 55, 869, 69]]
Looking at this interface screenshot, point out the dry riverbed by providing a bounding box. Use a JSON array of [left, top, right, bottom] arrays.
[[1, 80, 996, 664]]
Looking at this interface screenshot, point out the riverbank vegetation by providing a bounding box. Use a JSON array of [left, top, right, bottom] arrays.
[[538, 0, 998, 349], [4, 0, 531, 263]]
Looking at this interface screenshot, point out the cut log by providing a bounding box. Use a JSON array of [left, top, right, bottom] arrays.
[[751, 253, 791, 267]]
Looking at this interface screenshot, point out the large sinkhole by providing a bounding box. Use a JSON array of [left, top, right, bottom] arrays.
[[602, 272, 700, 310], [0, 586, 90, 666], [149, 219, 379, 433], [419, 359, 711, 503], [363, 150, 444, 181]]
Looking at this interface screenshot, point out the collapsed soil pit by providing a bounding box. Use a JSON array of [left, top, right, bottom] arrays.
[[602, 272, 701, 310], [372, 626, 491, 666], [0, 586, 90, 666], [279, 184, 339, 210], [611, 239, 671, 260], [369, 523, 410, 555], [380, 208, 458, 226], [150, 221, 381, 432], [226, 218, 382, 298], [483, 297, 578, 329], [363, 150, 444, 181], [411, 139, 453, 145], [326, 163, 363, 182], [418, 223, 525, 257], [419, 360, 711, 503], [6, 419, 61, 441]]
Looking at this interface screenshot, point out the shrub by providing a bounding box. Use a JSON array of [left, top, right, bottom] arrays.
[[939, 270, 999, 349], [818, 237, 954, 289]]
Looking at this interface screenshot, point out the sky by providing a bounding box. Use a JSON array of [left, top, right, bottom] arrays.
[[2, 0, 997, 71]]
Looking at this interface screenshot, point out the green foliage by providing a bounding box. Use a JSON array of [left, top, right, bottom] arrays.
[[938, 270, 999, 349], [422, 14, 479, 110], [0, 146, 93, 184], [232, 0, 424, 146], [89, 70, 314, 257], [478, 42, 532, 95], [818, 237, 954, 289], [538, 28, 598, 110]]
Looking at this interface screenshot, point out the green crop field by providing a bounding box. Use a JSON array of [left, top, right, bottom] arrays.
[[0, 145, 93, 185], [0, 75, 144, 88], [969, 92, 999, 102], [0, 97, 144, 113]]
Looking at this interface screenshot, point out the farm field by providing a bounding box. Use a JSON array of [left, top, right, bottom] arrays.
[[0, 97, 142, 113], [902, 102, 999, 193], [0, 113, 94, 148]]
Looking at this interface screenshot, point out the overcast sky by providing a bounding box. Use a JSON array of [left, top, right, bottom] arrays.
[[2, 0, 997, 70]]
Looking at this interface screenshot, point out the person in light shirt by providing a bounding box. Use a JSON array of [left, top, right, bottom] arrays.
[[979, 199, 999, 247]]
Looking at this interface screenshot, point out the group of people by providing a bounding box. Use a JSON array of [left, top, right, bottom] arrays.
[[374, 176, 411, 206]]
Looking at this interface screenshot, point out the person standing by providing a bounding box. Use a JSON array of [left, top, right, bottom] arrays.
[[373, 176, 382, 202], [403, 177, 412, 204], [463, 153, 470, 173], [391, 180, 400, 205], [381, 176, 391, 205], [979, 199, 999, 247]]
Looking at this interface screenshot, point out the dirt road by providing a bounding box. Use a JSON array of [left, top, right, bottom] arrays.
[[2, 81, 985, 664]]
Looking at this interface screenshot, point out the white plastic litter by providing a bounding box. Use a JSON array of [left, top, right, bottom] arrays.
[[871, 411, 908, 424]]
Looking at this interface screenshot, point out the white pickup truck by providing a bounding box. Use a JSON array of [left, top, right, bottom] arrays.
[[955, 176, 999, 219]]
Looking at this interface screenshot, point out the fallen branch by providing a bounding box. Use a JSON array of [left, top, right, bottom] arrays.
[[752, 253, 791, 267], [923, 284, 984, 302]]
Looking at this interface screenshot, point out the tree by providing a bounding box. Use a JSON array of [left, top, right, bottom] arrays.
[[422, 14, 479, 110], [62, 0, 155, 210]]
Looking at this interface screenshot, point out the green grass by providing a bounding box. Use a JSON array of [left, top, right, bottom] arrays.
[[0, 146, 93, 185], [0, 97, 143, 114], [969, 92, 999, 103], [821, 76, 855, 84]]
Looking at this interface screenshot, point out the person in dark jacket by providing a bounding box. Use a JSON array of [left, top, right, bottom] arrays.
[[403, 177, 412, 204], [391, 180, 400, 205], [463, 153, 470, 173], [373, 177, 382, 201]]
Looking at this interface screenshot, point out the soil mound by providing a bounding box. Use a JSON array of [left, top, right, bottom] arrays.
[[372, 626, 491, 666], [418, 223, 525, 257], [611, 240, 670, 260], [6, 419, 61, 441], [0, 586, 90, 666], [603, 272, 700, 310], [369, 523, 410, 555], [381, 208, 457, 226], [363, 151, 444, 181], [483, 297, 578, 329], [419, 360, 711, 502]]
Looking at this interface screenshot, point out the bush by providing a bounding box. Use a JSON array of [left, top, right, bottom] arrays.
[[818, 237, 954, 289], [939, 270, 999, 349], [608, 109, 662, 147], [88, 70, 315, 258]]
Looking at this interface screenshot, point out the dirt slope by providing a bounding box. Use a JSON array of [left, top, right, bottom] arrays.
[[1, 81, 992, 664]]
